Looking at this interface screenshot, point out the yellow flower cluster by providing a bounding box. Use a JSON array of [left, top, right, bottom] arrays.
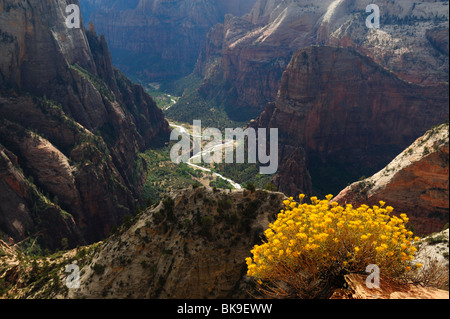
[[246, 195, 421, 282]]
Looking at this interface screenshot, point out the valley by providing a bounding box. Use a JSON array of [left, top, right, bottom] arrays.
[[140, 88, 244, 191], [141, 87, 272, 196], [0, 0, 449, 302]]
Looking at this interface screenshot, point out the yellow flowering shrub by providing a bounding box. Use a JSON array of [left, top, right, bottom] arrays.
[[246, 195, 421, 298]]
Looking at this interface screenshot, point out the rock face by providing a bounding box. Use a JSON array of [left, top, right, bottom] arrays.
[[2, 190, 447, 300], [0, 144, 84, 249], [79, 0, 257, 82], [325, 0, 449, 85], [426, 27, 450, 56], [414, 228, 449, 290], [334, 124, 449, 236], [251, 46, 449, 198], [195, 0, 449, 121], [0, 0, 170, 250], [2, 188, 287, 299], [196, 0, 332, 120], [331, 274, 449, 299]]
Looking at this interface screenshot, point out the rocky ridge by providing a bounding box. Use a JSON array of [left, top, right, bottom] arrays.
[[1, 187, 286, 299], [334, 123, 449, 235], [0, 187, 448, 299], [0, 0, 170, 250]]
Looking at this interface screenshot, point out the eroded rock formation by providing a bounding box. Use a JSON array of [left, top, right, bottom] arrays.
[[334, 124, 449, 235], [2, 188, 287, 299], [0, 0, 170, 249], [251, 46, 449, 198], [80, 0, 257, 81], [195, 0, 449, 120]]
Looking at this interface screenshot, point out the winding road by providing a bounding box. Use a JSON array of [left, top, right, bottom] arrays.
[[169, 123, 242, 190]]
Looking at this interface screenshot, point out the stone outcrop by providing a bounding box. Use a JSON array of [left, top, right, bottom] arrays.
[[325, 0, 449, 85], [0, 0, 170, 249], [68, 188, 285, 299], [251, 45, 449, 198], [196, 0, 331, 120], [80, 0, 257, 82], [426, 27, 450, 56], [331, 274, 449, 299], [334, 123, 449, 236], [2, 188, 287, 299], [0, 144, 84, 249]]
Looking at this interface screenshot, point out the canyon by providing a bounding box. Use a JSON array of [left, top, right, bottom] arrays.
[[195, 0, 449, 120], [0, 0, 170, 250], [76, 0, 450, 239], [79, 0, 258, 82], [0, 0, 448, 302]]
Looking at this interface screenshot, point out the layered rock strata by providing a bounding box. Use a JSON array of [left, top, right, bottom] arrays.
[[251, 46, 449, 198], [0, 0, 170, 249]]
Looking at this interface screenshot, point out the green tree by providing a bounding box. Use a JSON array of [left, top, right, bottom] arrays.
[[61, 238, 69, 250], [264, 182, 277, 192], [245, 182, 256, 192]]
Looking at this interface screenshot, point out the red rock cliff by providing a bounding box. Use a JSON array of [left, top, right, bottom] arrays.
[[252, 46, 449, 198], [0, 0, 170, 249], [334, 123, 449, 236], [81, 0, 257, 81], [196, 0, 448, 121]]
